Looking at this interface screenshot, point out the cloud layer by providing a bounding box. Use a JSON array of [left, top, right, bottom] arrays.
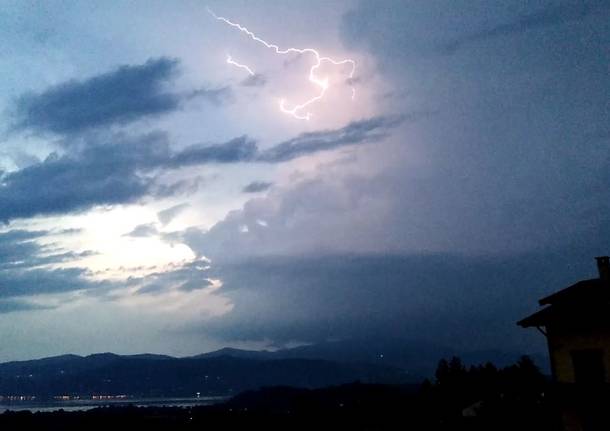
[[1, 116, 401, 222], [0, 229, 105, 305]]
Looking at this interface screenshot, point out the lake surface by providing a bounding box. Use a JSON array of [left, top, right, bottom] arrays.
[[0, 396, 228, 413]]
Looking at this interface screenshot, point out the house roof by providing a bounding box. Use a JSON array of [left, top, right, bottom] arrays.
[[517, 307, 555, 328], [518, 278, 610, 328], [517, 303, 610, 328], [538, 278, 610, 305]]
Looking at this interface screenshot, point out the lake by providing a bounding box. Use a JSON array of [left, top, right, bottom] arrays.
[[0, 396, 228, 413]]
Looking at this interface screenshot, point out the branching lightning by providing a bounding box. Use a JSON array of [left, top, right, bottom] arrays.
[[208, 8, 356, 121]]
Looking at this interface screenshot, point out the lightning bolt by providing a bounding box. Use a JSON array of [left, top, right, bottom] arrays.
[[226, 54, 254, 76], [208, 8, 356, 121]]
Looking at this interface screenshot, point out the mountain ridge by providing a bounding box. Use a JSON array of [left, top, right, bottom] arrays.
[[0, 353, 408, 399]]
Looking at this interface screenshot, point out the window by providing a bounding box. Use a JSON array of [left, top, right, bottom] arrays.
[[571, 349, 605, 383]]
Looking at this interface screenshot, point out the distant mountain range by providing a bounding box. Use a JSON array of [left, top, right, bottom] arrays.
[[0, 338, 544, 398], [196, 337, 544, 377], [0, 353, 406, 398]]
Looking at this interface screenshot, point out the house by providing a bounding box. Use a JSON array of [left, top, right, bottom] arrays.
[[518, 256, 610, 384]]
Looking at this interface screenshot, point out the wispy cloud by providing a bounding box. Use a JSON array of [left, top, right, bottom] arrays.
[[242, 181, 273, 193], [186, 86, 234, 105], [0, 229, 109, 300], [130, 258, 214, 295], [257, 115, 405, 163], [240, 74, 267, 87], [168, 136, 257, 167], [157, 203, 190, 226], [123, 223, 159, 238]]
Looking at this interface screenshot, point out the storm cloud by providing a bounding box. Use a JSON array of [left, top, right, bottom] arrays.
[[0, 133, 253, 222], [441, 0, 610, 53], [11, 58, 182, 135], [164, 0, 610, 352], [191, 252, 599, 352], [1, 1, 608, 360]]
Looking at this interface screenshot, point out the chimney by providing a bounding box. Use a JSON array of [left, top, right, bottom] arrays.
[[595, 256, 610, 281]]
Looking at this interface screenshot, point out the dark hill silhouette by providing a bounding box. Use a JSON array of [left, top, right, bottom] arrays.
[[0, 354, 407, 398], [0, 338, 544, 399], [195, 337, 545, 377]]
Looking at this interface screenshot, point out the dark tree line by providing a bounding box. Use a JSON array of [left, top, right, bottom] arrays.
[[418, 355, 555, 428]]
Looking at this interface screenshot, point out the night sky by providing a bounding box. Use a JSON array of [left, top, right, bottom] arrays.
[[0, 0, 608, 361]]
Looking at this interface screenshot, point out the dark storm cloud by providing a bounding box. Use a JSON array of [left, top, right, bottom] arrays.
[[242, 181, 273, 193], [168, 0, 610, 353], [0, 229, 110, 299], [0, 134, 159, 223], [0, 229, 91, 267], [11, 58, 181, 135], [339, 0, 610, 255], [441, 0, 610, 54], [197, 252, 597, 351], [0, 229, 95, 270], [257, 115, 405, 162], [0, 133, 250, 222], [0, 266, 103, 298], [0, 229, 48, 266]]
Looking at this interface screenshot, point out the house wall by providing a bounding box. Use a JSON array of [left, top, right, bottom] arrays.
[[547, 328, 610, 383]]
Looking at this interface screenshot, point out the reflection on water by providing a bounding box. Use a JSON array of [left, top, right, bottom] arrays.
[[0, 396, 228, 413]]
